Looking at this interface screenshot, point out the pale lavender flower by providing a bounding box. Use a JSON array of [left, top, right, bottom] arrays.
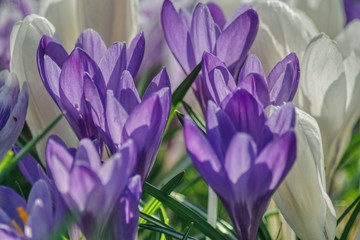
[[37, 30, 171, 179], [0, 179, 60, 240], [46, 136, 141, 240]]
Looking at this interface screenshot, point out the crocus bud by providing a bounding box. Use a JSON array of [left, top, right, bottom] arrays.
[[10, 14, 77, 160], [274, 108, 337, 240]]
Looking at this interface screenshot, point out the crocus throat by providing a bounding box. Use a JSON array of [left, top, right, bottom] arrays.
[[11, 206, 28, 236]]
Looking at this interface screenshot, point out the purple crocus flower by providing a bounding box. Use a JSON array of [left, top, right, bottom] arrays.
[[199, 52, 299, 111], [343, 0, 360, 23], [0, 70, 28, 160], [37, 29, 171, 179], [161, 0, 258, 107], [46, 136, 141, 240], [0, 179, 59, 240], [183, 89, 297, 240], [161, 0, 258, 76]]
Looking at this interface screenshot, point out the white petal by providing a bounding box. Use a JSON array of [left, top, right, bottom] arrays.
[[249, 0, 317, 73], [286, 0, 345, 38], [274, 108, 336, 240], [76, 0, 139, 45], [10, 14, 78, 160], [40, 0, 80, 53], [336, 20, 360, 59]]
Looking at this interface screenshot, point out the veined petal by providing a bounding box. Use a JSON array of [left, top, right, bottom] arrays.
[[215, 8, 258, 76], [161, 0, 195, 73], [37, 35, 68, 106], [201, 52, 236, 105], [267, 52, 300, 105], [207, 2, 226, 30], [75, 29, 107, 64], [105, 91, 128, 151], [256, 131, 297, 191], [183, 118, 229, 197], [206, 101, 237, 160], [127, 32, 145, 78], [222, 89, 266, 142], [142, 68, 171, 100], [190, 3, 218, 62], [238, 73, 270, 107], [237, 54, 265, 83], [75, 139, 102, 171], [250, 1, 317, 74], [274, 108, 336, 240], [336, 20, 360, 59], [99, 42, 127, 89]]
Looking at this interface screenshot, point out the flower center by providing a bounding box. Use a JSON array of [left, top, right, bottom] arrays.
[[11, 206, 28, 236]]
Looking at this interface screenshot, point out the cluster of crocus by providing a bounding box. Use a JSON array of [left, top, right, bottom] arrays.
[[37, 29, 171, 179], [1, 0, 360, 239]]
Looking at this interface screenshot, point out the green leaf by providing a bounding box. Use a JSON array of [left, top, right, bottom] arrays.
[[337, 195, 360, 225], [181, 101, 206, 133], [172, 63, 201, 107], [0, 114, 63, 183], [182, 222, 194, 240], [339, 197, 360, 240], [143, 182, 229, 240], [140, 172, 185, 224], [139, 224, 197, 240]]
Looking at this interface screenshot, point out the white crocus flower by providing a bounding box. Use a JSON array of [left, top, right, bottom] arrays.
[[297, 34, 360, 186], [39, 0, 139, 52], [281, 0, 345, 38], [273, 108, 337, 240], [10, 15, 77, 160], [249, 0, 317, 73]]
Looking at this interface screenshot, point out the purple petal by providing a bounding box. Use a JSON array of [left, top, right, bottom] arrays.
[[266, 103, 296, 135], [15, 147, 42, 185], [84, 74, 105, 132], [161, 0, 196, 73], [237, 55, 265, 83], [0, 77, 28, 160], [256, 131, 297, 191], [215, 8, 259, 76], [238, 73, 270, 107], [122, 95, 163, 178], [142, 68, 171, 100], [26, 180, 53, 240], [105, 91, 128, 151], [99, 42, 127, 89], [75, 29, 107, 64], [0, 186, 26, 228], [183, 118, 229, 197], [267, 52, 300, 105], [37, 35, 68, 105], [46, 136, 73, 193], [201, 52, 236, 105], [110, 175, 142, 240], [190, 3, 219, 62], [115, 71, 140, 114], [75, 139, 102, 171], [224, 133, 257, 184], [207, 2, 227, 30], [222, 89, 266, 142], [127, 33, 145, 78], [59, 49, 103, 137], [344, 0, 360, 23], [68, 165, 102, 212], [206, 101, 236, 160]]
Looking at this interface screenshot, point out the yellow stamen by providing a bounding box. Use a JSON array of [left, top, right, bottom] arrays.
[[16, 206, 28, 225], [11, 220, 24, 236]]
